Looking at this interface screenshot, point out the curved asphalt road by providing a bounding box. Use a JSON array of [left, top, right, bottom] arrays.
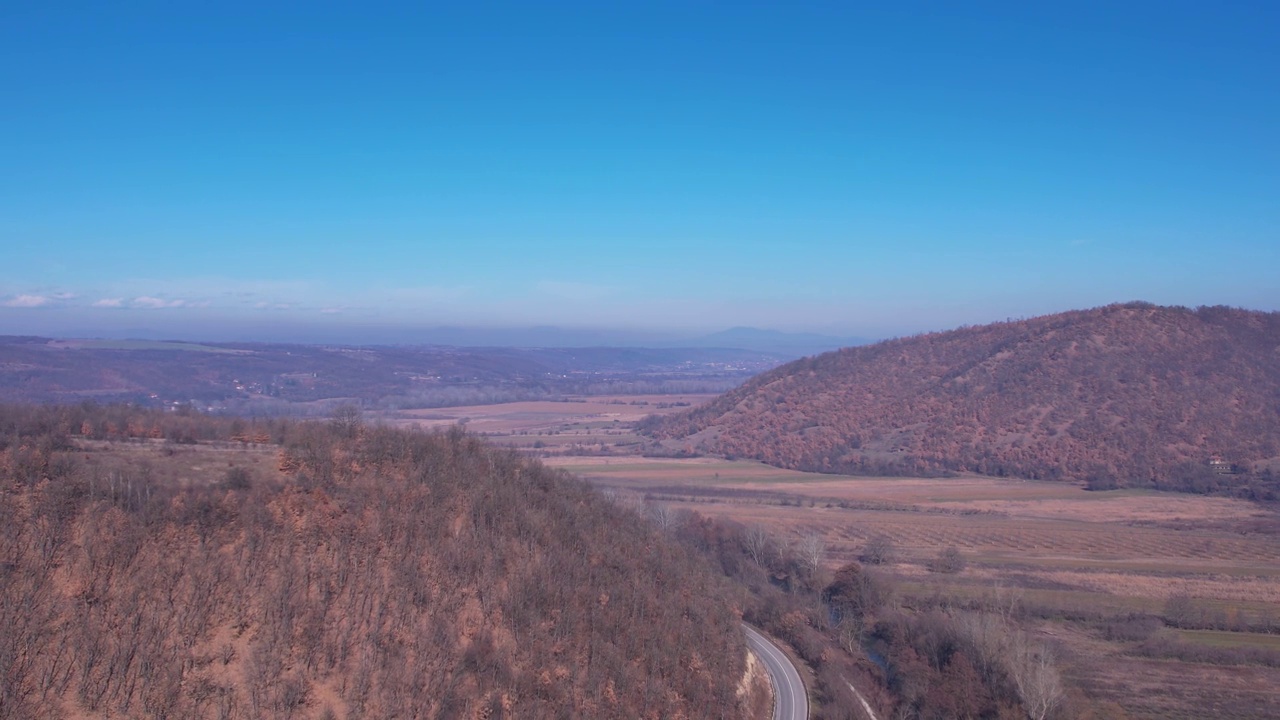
[[744, 624, 809, 720]]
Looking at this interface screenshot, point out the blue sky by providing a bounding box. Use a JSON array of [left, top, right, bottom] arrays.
[[2, 2, 1277, 341]]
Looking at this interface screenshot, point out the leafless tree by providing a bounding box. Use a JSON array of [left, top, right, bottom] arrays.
[[1008, 632, 1064, 720], [329, 403, 363, 439], [834, 616, 863, 656], [860, 534, 897, 565], [931, 545, 966, 574], [954, 611, 1011, 687], [990, 580, 1024, 623], [647, 502, 677, 532], [797, 534, 826, 575], [743, 525, 772, 567]]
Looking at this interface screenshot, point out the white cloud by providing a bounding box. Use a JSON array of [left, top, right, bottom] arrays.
[[52, 292, 78, 300], [113, 277, 318, 300], [320, 307, 344, 315], [93, 298, 125, 308], [87, 277, 316, 310], [3, 294, 51, 308], [132, 296, 187, 309]]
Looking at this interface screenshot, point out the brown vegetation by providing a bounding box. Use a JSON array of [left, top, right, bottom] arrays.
[[0, 404, 749, 719], [643, 303, 1280, 495], [576, 456, 1280, 718], [657, 509, 1060, 719]]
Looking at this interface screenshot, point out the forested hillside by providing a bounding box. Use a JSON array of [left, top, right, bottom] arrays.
[[644, 303, 1280, 489], [0, 405, 749, 719]]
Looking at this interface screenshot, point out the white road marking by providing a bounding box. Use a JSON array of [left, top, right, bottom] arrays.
[[743, 624, 808, 720]]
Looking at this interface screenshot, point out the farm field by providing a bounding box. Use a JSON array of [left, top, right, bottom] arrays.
[[74, 437, 285, 489], [377, 393, 714, 450], [367, 390, 1280, 717], [544, 454, 1280, 719]]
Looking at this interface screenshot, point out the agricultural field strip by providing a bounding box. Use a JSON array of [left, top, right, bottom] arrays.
[[1177, 629, 1280, 650], [889, 580, 1280, 614], [550, 459, 1280, 560], [636, 499, 1280, 566]]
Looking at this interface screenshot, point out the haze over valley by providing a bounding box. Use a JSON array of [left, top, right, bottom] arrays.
[[4, 2, 1279, 719]]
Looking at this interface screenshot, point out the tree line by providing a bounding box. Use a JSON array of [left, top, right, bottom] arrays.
[[635, 504, 1080, 719]]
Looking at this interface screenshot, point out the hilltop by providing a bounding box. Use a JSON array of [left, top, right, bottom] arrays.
[[0, 405, 751, 719], [643, 303, 1280, 489]]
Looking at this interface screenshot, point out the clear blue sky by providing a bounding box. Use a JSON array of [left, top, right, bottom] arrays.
[[2, 1, 1277, 341]]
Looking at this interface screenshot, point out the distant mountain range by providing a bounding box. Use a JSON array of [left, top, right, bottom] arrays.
[[345, 325, 866, 356], [642, 303, 1280, 486], [4, 323, 866, 358], [0, 336, 784, 413], [670, 327, 870, 356]]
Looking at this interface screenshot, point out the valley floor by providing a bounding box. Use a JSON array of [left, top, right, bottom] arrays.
[[377, 393, 1280, 717], [542, 455, 1280, 719]]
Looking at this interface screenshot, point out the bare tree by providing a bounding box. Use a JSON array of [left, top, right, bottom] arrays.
[[990, 580, 1024, 623], [329, 403, 364, 439], [647, 503, 676, 533], [930, 545, 966, 574], [1008, 632, 1064, 720], [834, 616, 863, 656], [860, 534, 897, 565], [954, 611, 1011, 687], [599, 488, 641, 513], [743, 525, 773, 567], [797, 534, 826, 575]]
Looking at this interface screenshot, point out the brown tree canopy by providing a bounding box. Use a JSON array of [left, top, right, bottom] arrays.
[[644, 303, 1280, 486], [0, 405, 749, 719]]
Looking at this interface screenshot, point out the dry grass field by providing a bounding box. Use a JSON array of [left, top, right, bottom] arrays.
[[542, 454, 1280, 719], [375, 394, 714, 451], [549, 457, 1280, 593], [74, 437, 286, 489]]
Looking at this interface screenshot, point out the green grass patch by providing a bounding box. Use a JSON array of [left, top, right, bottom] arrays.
[[1177, 629, 1280, 651], [974, 553, 1280, 577], [894, 579, 1160, 614], [55, 339, 244, 353]]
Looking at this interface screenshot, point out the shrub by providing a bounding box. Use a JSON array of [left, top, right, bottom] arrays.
[[222, 466, 253, 490], [860, 534, 898, 565], [930, 546, 967, 574]]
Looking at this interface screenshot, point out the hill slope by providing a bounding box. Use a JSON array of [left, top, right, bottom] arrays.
[[0, 405, 749, 719], [644, 303, 1280, 485]]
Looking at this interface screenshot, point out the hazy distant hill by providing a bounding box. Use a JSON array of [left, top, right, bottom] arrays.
[[678, 327, 870, 357], [643, 303, 1280, 486], [0, 337, 782, 413], [27, 321, 863, 357]]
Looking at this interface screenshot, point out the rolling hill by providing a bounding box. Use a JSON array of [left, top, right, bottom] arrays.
[[643, 303, 1280, 487], [0, 405, 751, 718]]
